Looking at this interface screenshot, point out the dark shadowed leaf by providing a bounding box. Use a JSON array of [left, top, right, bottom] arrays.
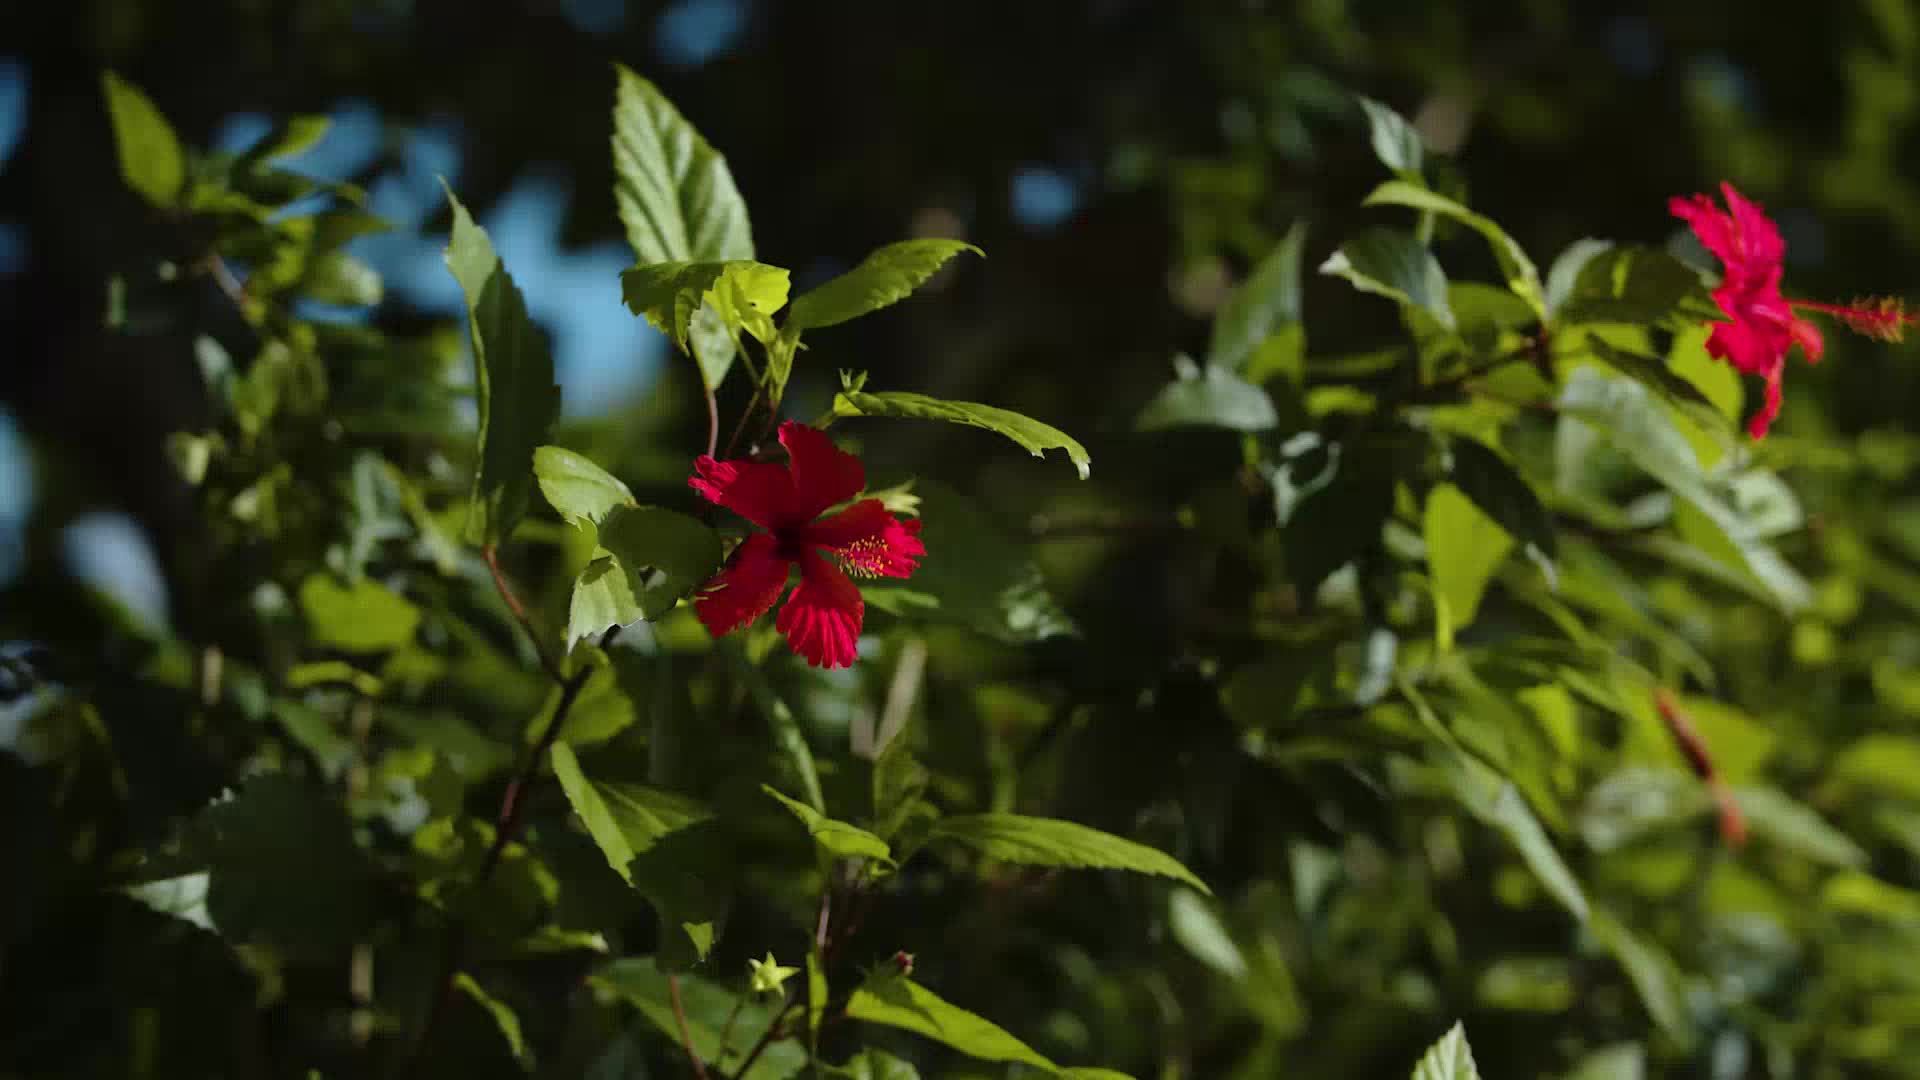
[[1320, 226, 1454, 330], [1209, 222, 1307, 372], [444, 190, 560, 545]]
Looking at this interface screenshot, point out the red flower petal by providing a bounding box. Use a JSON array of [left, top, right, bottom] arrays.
[[1719, 181, 1786, 272], [1670, 192, 1741, 272], [689, 456, 799, 528], [777, 421, 866, 522], [1791, 314, 1825, 363], [801, 500, 926, 579], [775, 550, 863, 669], [1748, 359, 1786, 440], [692, 534, 792, 637]]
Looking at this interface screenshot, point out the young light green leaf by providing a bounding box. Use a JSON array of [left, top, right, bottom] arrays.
[[788, 238, 983, 331], [1545, 237, 1613, 313], [240, 115, 331, 164], [552, 739, 641, 885], [928, 813, 1209, 893], [611, 64, 754, 266], [762, 784, 894, 863], [1409, 1022, 1481, 1080], [123, 872, 215, 932], [621, 259, 791, 352], [1209, 222, 1307, 373], [454, 973, 531, 1068], [1733, 786, 1869, 868], [299, 574, 420, 652], [1320, 227, 1454, 331], [1365, 180, 1544, 318], [1135, 356, 1278, 432], [1426, 483, 1512, 642], [102, 72, 186, 207], [846, 974, 1056, 1072], [831, 390, 1090, 479], [534, 446, 638, 527], [1167, 888, 1247, 978], [444, 189, 561, 545], [1357, 97, 1424, 178]]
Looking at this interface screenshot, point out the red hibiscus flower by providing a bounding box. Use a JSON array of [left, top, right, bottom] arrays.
[[688, 421, 925, 669], [1669, 182, 1824, 439]]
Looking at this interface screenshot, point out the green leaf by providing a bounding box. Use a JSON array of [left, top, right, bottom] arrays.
[[443, 189, 561, 545], [454, 973, 531, 1069], [534, 446, 637, 527], [1563, 1044, 1646, 1080], [1426, 483, 1512, 641], [846, 974, 1055, 1071], [1831, 734, 1920, 800], [568, 557, 642, 651], [1358, 96, 1424, 177], [188, 775, 376, 952], [1320, 227, 1454, 331], [1167, 887, 1246, 978], [594, 957, 805, 1079], [833, 1049, 922, 1080], [1557, 367, 1808, 612], [762, 784, 894, 863], [1448, 438, 1555, 557], [1409, 1022, 1481, 1080], [1208, 222, 1307, 373], [788, 238, 983, 331], [611, 64, 754, 266], [1552, 245, 1720, 329], [1283, 437, 1397, 599], [1585, 337, 1725, 429], [1544, 237, 1612, 314], [872, 736, 931, 842], [929, 813, 1210, 893], [123, 872, 214, 932], [860, 479, 1076, 645], [301, 251, 383, 306], [1441, 752, 1589, 922], [1136, 356, 1278, 432], [102, 72, 186, 207], [1591, 913, 1692, 1044], [832, 389, 1090, 479], [551, 740, 711, 884], [299, 573, 421, 652], [241, 115, 331, 164], [1364, 180, 1545, 318], [620, 259, 791, 361], [597, 505, 725, 620], [1733, 786, 1868, 868]]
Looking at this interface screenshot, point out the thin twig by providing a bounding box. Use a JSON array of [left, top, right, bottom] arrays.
[[484, 544, 563, 680], [723, 386, 764, 460], [399, 625, 618, 1073], [704, 380, 722, 459], [669, 974, 712, 1079], [729, 1004, 800, 1080]]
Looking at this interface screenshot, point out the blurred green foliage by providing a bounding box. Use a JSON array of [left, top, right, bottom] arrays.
[[11, 4, 1920, 1080]]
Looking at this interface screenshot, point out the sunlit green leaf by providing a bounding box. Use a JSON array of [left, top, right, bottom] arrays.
[[534, 446, 637, 527], [763, 784, 894, 863], [832, 389, 1090, 479], [102, 72, 186, 207], [929, 813, 1209, 893], [1136, 355, 1278, 432], [299, 573, 420, 652], [788, 238, 982, 331], [1426, 483, 1511, 642], [454, 973, 531, 1069], [1358, 96, 1424, 178], [1409, 1022, 1481, 1080], [612, 64, 754, 267], [846, 974, 1055, 1071]]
